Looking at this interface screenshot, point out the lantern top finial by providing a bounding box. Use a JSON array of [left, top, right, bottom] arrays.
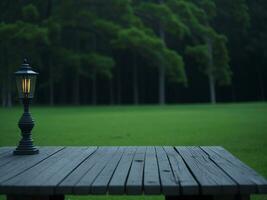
[[15, 58, 38, 76], [23, 58, 28, 64]]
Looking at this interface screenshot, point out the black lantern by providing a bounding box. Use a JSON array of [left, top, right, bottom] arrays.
[[14, 59, 39, 155]]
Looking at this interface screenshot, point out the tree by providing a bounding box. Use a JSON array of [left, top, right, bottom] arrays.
[[211, 0, 250, 102], [134, 0, 187, 104], [0, 17, 49, 107], [168, 0, 231, 104], [112, 27, 186, 104]]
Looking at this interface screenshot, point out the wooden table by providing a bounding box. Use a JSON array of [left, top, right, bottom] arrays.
[[0, 146, 267, 200]]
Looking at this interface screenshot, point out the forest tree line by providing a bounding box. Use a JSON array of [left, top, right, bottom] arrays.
[[0, 0, 266, 107]]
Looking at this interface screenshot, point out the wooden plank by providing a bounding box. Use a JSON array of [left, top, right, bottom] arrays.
[[0, 149, 16, 167], [91, 147, 125, 194], [0, 147, 26, 167], [163, 147, 199, 195], [0, 147, 13, 156], [57, 147, 110, 194], [73, 147, 119, 194], [175, 147, 238, 195], [143, 146, 160, 194], [0, 147, 64, 189], [156, 146, 180, 195], [126, 146, 146, 195], [108, 147, 137, 194], [201, 146, 267, 194], [2, 147, 97, 195]]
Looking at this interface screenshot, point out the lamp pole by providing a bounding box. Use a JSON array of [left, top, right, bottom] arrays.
[[14, 59, 39, 155]]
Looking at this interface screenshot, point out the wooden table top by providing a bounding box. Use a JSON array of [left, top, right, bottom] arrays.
[[0, 146, 266, 196]]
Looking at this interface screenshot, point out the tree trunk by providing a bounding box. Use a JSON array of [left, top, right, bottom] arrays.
[[49, 77, 54, 106], [231, 83, 237, 102], [92, 71, 97, 105], [73, 71, 80, 105], [49, 61, 54, 106], [208, 72, 216, 104], [133, 53, 139, 105], [1, 80, 6, 108], [116, 65, 121, 105], [257, 66, 265, 101], [158, 64, 165, 105], [59, 81, 66, 104], [109, 79, 114, 105], [6, 73, 12, 107], [207, 37, 216, 104], [158, 0, 166, 105]]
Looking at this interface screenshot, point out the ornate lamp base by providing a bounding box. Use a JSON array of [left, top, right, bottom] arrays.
[[14, 98, 39, 156], [13, 148, 39, 155]]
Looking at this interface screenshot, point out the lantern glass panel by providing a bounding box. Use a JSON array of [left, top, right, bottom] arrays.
[[16, 75, 36, 99]]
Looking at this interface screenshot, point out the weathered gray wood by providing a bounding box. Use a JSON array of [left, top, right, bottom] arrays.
[[0, 146, 266, 197], [91, 147, 125, 194], [126, 146, 146, 195], [0, 147, 13, 156], [0, 149, 16, 167], [175, 147, 238, 195], [163, 147, 199, 195], [2, 147, 97, 195], [108, 147, 137, 194], [73, 147, 119, 194], [155, 147, 179, 195], [143, 146, 160, 194], [0, 147, 64, 187], [57, 147, 110, 194], [201, 146, 267, 193]]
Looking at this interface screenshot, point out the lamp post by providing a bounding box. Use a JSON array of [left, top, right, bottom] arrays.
[[14, 59, 39, 155]]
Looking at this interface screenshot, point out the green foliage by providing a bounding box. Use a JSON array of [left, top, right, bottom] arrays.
[[186, 44, 210, 72], [22, 4, 40, 23], [81, 53, 115, 79], [136, 2, 188, 38], [212, 34, 231, 85], [163, 48, 186, 84], [0, 0, 261, 105], [113, 27, 186, 83]]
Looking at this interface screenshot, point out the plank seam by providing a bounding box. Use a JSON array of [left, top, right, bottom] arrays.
[[105, 147, 127, 194], [55, 147, 98, 189], [199, 146, 246, 194], [155, 147, 163, 193], [0, 147, 65, 184], [122, 147, 137, 194], [142, 147, 147, 194], [88, 147, 120, 193], [162, 147, 181, 192], [173, 146, 202, 195]]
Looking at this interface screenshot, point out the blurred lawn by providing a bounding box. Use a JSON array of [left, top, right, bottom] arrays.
[[0, 103, 267, 200]]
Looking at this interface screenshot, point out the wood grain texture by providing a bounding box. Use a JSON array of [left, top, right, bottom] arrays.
[[57, 147, 108, 194], [144, 146, 160, 194], [91, 147, 125, 194], [0, 146, 64, 193], [201, 146, 267, 193], [108, 147, 137, 194], [175, 147, 238, 195], [0, 146, 266, 197], [164, 147, 199, 195], [73, 147, 118, 194], [156, 146, 180, 195], [126, 146, 146, 195], [2, 147, 96, 195]]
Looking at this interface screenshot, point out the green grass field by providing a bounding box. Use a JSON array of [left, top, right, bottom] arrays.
[[0, 103, 267, 200]]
